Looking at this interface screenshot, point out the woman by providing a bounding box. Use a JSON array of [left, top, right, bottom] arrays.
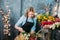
[[15, 7, 36, 35]]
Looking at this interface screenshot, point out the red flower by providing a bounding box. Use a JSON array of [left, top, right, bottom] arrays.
[[47, 21, 54, 25], [29, 36, 36, 40], [41, 21, 54, 26], [41, 21, 47, 26]]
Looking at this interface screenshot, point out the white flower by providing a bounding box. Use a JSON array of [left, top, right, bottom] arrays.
[[49, 25, 53, 29], [27, 33, 30, 37], [8, 24, 11, 27], [55, 22, 59, 25], [25, 36, 29, 40], [55, 22, 60, 28], [52, 26, 55, 30], [8, 32, 10, 36], [49, 24, 55, 29], [24, 34, 27, 36]]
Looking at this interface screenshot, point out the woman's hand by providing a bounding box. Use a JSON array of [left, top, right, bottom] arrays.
[[30, 30, 35, 34], [15, 26, 25, 32], [18, 27, 25, 32]]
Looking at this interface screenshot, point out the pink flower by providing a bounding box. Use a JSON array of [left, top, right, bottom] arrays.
[[43, 25, 51, 28], [55, 18, 60, 22]]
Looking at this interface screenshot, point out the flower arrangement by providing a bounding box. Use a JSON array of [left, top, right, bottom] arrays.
[[37, 13, 60, 30], [15, 32, 30, 40], [0, 9, 11, 36], [15, 32, 36, 40], [37, 13, 55, 22]]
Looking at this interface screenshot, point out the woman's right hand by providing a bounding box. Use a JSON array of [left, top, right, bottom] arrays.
[[19, 28, 25, 32], [15, 26, 25, 32]]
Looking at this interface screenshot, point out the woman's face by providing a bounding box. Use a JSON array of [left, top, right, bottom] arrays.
[[28, 11, 34, 18]]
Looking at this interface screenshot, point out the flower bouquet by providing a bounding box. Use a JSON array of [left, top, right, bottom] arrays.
[[15, 32, 36, 40], [14, 32, 30, 40], [37, 13, 60, 30]]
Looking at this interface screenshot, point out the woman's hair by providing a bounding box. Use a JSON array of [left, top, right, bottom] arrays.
[[25, 7, 35, 18]]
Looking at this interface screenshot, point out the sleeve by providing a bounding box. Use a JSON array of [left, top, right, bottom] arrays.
[[15, 15, 24, 27], [31, 18, 37, 31]]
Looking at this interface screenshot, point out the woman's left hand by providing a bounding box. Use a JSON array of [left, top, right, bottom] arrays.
[[30, 30, 35, 34]]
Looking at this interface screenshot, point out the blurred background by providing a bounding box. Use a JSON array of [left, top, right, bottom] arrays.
[[0, 0, 59, 40]]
